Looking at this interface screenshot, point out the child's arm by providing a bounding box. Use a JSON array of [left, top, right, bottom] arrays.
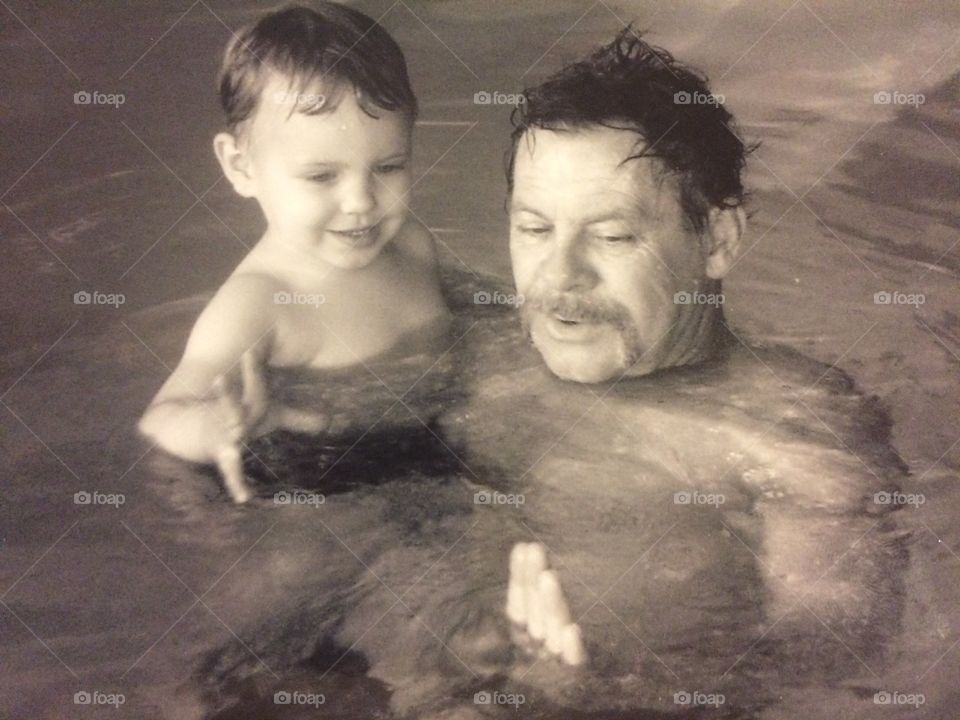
[[138, 274, 277, 464]]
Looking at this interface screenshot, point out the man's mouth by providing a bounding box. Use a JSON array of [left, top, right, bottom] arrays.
[[543, 312, 602, 342]]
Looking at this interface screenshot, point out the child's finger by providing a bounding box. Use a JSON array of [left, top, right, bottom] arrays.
[[216, 445, 252, 504], [211, 374, 243, 436], [239, 350, 268, 417]]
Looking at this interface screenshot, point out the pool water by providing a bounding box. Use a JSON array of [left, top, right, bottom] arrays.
[[1, 1, 958, 718]]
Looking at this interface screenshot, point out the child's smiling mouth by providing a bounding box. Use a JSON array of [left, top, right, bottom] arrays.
[[329, 222, 382, 248]]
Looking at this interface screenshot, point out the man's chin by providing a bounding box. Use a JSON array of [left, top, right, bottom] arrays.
[[534, 341, 628, 384]]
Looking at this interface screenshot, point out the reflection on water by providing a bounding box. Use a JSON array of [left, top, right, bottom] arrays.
[[1, 1, 959, 719]]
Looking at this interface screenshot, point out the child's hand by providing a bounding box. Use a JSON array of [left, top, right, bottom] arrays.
[[209, 350, 268, 504]]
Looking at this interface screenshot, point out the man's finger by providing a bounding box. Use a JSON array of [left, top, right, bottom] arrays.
[[506, 543, 529, 624], [560, 623, 586, 666], [539, 570, 572, 654], [525, 544, 548, 640]]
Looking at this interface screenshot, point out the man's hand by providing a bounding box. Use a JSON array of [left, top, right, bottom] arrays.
[[506, 542, 586, 666]]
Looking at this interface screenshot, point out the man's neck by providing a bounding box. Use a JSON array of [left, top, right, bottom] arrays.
[[666, 303, 729, 369]]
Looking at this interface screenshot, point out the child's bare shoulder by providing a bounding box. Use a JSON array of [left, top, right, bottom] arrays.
[[186, 271, 284, 358]]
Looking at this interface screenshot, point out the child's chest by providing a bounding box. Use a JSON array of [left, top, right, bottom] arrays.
[[271, 253, 448, 368]]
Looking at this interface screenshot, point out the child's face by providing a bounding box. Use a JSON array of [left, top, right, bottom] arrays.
[[242, 76, 413, 270]]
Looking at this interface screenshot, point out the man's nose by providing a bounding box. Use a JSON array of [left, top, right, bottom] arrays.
[[541, 235, 596, 292], [340, 171, 377, 216]]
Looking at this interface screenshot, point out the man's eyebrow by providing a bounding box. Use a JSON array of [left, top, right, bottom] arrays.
[[372, 151, 410, 164]]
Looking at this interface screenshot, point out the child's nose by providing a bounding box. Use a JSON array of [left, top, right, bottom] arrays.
[[339, 172, 377, 216]]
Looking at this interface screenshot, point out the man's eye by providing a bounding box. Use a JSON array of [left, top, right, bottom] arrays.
[[308, 172, 337, 183], [521, 226, 550, 236], [601, 234, 635, 244], [374, 163, 406, 174]]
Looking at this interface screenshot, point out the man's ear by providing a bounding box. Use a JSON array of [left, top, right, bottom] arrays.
[[213, 132, 256, 198], [703, 205, 746, 279]]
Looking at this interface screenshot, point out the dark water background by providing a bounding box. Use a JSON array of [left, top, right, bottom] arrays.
[[1, 1, 959, 718]]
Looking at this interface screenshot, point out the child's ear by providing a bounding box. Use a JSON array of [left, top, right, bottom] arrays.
[[213, 132, 256, 198], [703, 205, 746, 280]]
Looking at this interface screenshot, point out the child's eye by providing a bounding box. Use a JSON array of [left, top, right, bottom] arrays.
[[307, 172, 337, 184], [374, 163, 407, 174], [521, 226, 550, 237]]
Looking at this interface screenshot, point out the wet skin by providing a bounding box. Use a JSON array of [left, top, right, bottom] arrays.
[[181, 130, 905, 716]]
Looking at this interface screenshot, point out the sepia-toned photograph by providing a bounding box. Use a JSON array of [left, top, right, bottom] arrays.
[[1, 1, 958, 718]]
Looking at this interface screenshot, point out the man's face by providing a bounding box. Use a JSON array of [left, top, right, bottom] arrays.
[[243, 76, 413, 270], [509, 126, 713, 383]]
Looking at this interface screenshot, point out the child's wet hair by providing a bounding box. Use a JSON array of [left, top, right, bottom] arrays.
[[218, 2, 418, 135]]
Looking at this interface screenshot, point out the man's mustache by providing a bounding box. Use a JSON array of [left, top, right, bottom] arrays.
[[522, 290, 632, 329]]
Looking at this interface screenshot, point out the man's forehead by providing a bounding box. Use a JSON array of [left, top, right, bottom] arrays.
[[515, 127, 668, 183], [512, 127, 672, 214]]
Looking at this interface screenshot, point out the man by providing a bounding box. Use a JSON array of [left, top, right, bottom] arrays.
[[491, 28, 906, 672]]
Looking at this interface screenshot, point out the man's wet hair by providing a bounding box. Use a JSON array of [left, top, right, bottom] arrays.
[[218, 3, 418, 135], [508, 27, 751, 232]]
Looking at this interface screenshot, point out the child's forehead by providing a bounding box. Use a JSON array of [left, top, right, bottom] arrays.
[[250, 73, 411, 156]]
